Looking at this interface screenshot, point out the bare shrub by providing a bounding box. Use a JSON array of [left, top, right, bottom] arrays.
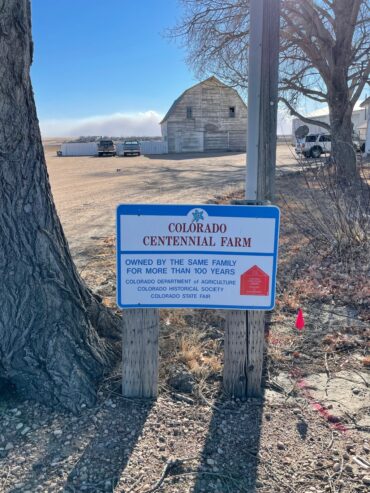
[[281, 156, 370, 253]]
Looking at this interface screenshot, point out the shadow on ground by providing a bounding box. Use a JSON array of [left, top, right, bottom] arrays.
[[62, 400, 153, 492], [145, 151, 245, 161], [191, 396, 264, 493]]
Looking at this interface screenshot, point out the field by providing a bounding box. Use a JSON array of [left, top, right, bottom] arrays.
[[0, 143, 369, 493], [45, 143, 297, 266]]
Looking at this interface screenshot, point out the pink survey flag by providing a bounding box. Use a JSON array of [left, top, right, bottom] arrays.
[[295, 308, 305, 330]]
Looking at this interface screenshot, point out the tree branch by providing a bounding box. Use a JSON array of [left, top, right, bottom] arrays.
[[280, 78, 327, 100], [279, 97, 331, 131], [350, 59, 370, 103]]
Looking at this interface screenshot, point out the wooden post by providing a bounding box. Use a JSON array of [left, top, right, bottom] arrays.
[[224, 0, 281, 398], [224, 311, 248, 397], [122, 309, 159, 398]]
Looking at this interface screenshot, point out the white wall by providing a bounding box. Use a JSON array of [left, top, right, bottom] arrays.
[[116, 141, 168, 156], [366, 123, 370, 154], [292, 116, 330, 139], [61, 142, 98, 156], [292, 108, 367, 143], [140, 140, 168, 154], [365, 104, 370, 154]]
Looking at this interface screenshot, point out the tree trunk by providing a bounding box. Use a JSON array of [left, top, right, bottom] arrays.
[[0, 0, 120, 412], [329, 103, 357, 182], [328, 53, 357, 183]]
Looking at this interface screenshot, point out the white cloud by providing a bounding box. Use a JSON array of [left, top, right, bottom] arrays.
[[40, 111, 163, 137]]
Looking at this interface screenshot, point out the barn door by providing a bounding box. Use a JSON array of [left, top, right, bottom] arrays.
[[204, 131, 229, 151], [175, 132, 182, 153]]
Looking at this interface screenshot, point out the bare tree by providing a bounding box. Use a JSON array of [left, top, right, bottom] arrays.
[[0, 0, 120, 412], [171, 0, 370, 181]]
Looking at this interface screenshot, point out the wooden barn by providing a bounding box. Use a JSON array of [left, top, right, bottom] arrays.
[[160, 77, 247, 153]]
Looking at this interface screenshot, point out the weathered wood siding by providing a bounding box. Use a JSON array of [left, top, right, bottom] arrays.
[[161, 77, 247, 153]]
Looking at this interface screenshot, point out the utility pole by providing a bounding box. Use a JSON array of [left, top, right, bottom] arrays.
[[224, 0, 281, 398], [247, 0, 280, 201]]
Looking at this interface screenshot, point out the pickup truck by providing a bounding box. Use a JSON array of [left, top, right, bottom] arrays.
[[122, 140, 141, 156], [97, 139, 116, 157]]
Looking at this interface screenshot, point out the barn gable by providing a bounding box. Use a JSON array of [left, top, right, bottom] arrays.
[[160, 77, 247, 153]]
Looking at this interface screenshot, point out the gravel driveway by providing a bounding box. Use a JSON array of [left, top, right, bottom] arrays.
[[45, 144, 298, 264]]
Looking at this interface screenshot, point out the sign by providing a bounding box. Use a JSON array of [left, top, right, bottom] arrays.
[[240, 265, 269, 296], [117, 204, 280, 310]]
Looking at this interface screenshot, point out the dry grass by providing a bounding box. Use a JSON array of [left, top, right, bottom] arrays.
[[158, 312, 223, 396], [178, 332, 222, 378]]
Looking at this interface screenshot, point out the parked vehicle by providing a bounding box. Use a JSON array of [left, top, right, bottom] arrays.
[[295, 133, 331, 158], [296, 133, 365, 158], [122, 140, 141, 156], [97, 139, 116, 157], [353, 134, 366, 153]]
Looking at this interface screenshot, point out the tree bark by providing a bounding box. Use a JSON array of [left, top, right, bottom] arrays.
[[328, 101, 357, 182], [0, 0, 120, 412], [327, 46, 357, 182]]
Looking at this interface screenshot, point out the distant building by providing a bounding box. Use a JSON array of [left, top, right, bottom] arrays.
[[360, 97, 370, 154], [292, 101, 368, 143], [160, 77, 247, 153]]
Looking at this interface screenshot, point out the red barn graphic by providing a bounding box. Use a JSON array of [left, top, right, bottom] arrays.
[[240, 265, 269, 296]]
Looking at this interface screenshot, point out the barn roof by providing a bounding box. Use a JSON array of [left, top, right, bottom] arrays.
[[160, 76, 246, 124]]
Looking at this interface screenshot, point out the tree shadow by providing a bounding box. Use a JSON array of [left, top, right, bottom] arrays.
[[145, 151, 245, 161], [61, 399, 153, 492], [0, 379, 16, 404], [0, 392, 87, 493], [0, 388, 153, 493], [190, 393, 264, 493], [2, 397, 152, 493], [128, 165, 245, 199]]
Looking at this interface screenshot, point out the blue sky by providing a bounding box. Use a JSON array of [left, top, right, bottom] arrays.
[[31, 0, 296, 136], [31, 0, 198, 136]]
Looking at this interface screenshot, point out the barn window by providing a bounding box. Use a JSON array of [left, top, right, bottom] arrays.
[[186, 106, 193, 119], [229, 106, 236, 118]]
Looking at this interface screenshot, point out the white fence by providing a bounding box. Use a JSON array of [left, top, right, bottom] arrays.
[[116, 140, 168, 156], [60, 140, 168, 157], [61, 142, 98, 156], [140, 140, 168, 155]]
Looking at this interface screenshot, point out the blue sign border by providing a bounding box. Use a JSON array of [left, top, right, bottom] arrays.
[[117, 204, 280, 310]]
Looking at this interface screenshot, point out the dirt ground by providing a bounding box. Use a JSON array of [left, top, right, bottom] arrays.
[[0, 145, 369, 493], [45, 143, 298, 265]]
